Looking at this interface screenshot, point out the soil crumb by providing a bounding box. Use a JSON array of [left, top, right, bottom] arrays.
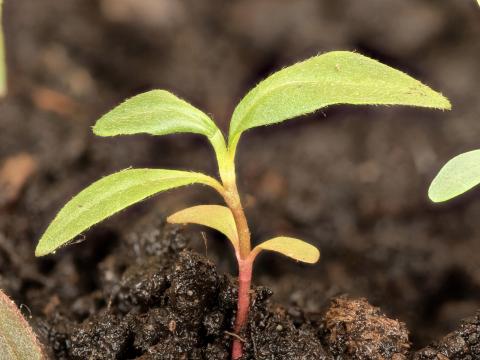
[[414, 311, 480, 360], [323, 297, 410, 360]]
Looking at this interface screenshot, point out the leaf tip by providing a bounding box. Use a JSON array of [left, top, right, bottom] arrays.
[[436, 93, 452, 111], [34, 240, 50, 257]]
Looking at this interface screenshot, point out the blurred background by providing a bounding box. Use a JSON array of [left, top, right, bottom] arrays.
[[0, 0, 479, 349]]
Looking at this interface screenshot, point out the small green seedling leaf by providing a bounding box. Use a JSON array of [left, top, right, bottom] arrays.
[[0, 0, 7, 97], [429, 149, 480, 202], [35, 168, 221, 256], [167, 205, 238, 250], [252, 237, 320, 264], [0, 289, 43, 360], [93, 90, 220, 139], [228, 51, 451, 151]]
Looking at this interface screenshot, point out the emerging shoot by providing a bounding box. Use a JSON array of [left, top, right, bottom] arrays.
[[35, 51, 450, 359]]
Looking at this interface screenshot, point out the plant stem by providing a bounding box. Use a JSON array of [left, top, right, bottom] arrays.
[[211, 133, 253, 358], [219, 158, 253, 359], [223, 180, 251, 258], [231, 257, 253, 360]]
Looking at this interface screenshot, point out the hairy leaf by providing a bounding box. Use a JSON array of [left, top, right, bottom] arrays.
[[93, 90, 219, 138], [429, 149, 480, 202], [0, 0, 6, 97], [229, 51, 451, 150], [0, 289, 43, 359], [253, 237, 320, 263], [167, 205, 238, 249], [36, 169, 221, 256]]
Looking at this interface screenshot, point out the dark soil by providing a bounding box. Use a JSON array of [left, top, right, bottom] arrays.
[[0, 0, 480, 359]]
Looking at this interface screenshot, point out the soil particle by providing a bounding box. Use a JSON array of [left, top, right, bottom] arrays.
[[167, 251, 220, 324], [70, 312, 131, 359], [322, 297, 410, 359], [247, 308, 331, 359], [413, 311, 480, 360]]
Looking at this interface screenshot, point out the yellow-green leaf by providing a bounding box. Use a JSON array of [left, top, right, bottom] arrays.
[[93, 90, 219, 139], [429, 149, 480, 203], [0, 289, 43, 359], [253, 237, 320, 264], [229, 51, 451, 151], [36, 169, 221, 256], [167, 205, 238, 250]]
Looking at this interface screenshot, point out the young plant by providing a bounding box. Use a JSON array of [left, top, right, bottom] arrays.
[[429, 149, 480, 203], [0, 289, 44, 359], [35, 51, 450, 359]]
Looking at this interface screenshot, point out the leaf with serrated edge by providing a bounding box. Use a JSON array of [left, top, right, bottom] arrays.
[[252, 237, 320, 264], [429, 149, 480, 203], [167, 205, 238, 250], [35, 169, 221, 256], [0, 289, 43, 360], [93, 90, 219, 138], [229, 51, 451, 150]]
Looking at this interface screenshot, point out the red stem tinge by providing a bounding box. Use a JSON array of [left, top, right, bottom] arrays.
[[231, 257, 253, 360]]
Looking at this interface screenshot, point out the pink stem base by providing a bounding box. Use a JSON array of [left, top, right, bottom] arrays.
[[231, 258, 253, 360]]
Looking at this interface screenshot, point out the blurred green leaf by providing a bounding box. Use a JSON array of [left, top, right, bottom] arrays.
[[36, 169, 221, 256], [93, 90, 219, 139], [0, 289, 43, 359], [429, 149, 480, 202], [229, 51, 451, 151], [253, 237, 320, 264], [0, 0, 7, 97], [167, 205, 238, 250]]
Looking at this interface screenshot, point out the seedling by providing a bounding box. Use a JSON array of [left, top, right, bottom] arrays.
[[429, 149, 480, 203], [35, 51, 450, 359], [0, 289, 43, 359]]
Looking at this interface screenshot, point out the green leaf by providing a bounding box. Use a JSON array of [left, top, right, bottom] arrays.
[[429, 149, 480, 203], [167, 205, 238, 250], [0, 289, 43, 359], [0, 0, 7, 97], [93, 90, 219, 139], [252, 237, 320, 264], [229, 51, 451, 150], [36, 169, 222, 256]]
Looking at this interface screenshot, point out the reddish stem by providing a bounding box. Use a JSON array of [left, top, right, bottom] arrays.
[[231, 257, 253, 360]]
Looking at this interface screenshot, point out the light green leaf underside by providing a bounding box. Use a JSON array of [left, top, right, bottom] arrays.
[[0, 290, 43, 360], [254, 237, 320, 264], [0, 0, 7, 97], [429, 149, 480, 203], [36, 169, 220, 256], [229, 51, 451, 149], [167, 205, 238, 249], [93, 90, 219, 138]]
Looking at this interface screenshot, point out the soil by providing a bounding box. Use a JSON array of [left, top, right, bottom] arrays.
[[0, 0, 480, 359]]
